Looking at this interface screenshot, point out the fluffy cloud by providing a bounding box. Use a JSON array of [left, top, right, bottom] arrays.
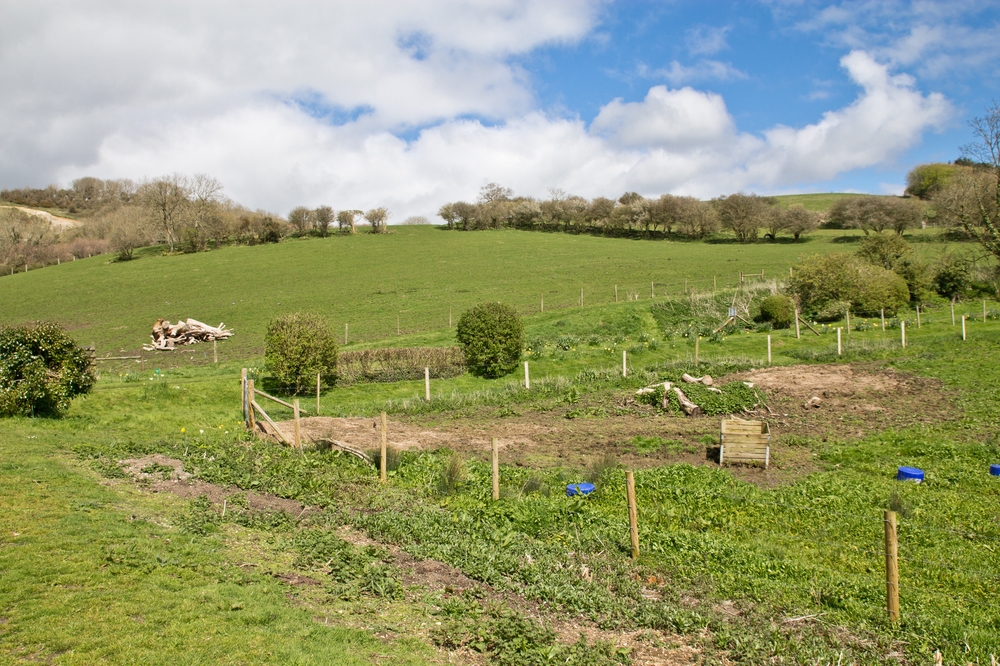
[[1, 3, 954, 218]]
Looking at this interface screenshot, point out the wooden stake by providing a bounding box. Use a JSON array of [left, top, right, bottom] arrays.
[[540, 294, 544, 312], [901, 321, 906, 348], [213, 339, 218, 364], [795, 309, 801, 339], [615, 284, 618, 302], [916, 305, 921, 328], [581, 288, 584, 307], [951, 299, 956, 325], [626, 471, 639, 560], [293, 399, 302, 451], [622, 350, 627, 377], [837, 327, 842, 355], [424, 367, 430, 401], [881, 309, 885, 331], [316, 373, 321, 414], [694, 337, 699, 367], [380, 412, 387, 483], [524, 361, 530, 390], [713, 275, 717, 292], [345, 323, 349, 345], [491, 437, 500, 501], [846, 309, 851, 334], [884, 510, 899, 623], [241, 368, 248, 424], [767, 335, 772, 364], [247, 379, 256, 431], [962, 315, 967, 340]]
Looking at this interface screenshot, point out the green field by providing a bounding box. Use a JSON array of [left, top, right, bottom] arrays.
[[2, 225, 999, 664], [772, 192, 874, 211], [0, 225, 954, 360]]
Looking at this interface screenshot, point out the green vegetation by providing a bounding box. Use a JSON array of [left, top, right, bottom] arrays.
[[456, 302, 524, 377], [3, 222, 1000, 664], [264, 311, 339, 393], [0, 322, 95, 416], [771, 193, 869, 212], [758, 294, 795, 328]]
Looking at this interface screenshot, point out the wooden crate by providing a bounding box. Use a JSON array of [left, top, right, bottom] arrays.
[[720, 419, 770, 468]]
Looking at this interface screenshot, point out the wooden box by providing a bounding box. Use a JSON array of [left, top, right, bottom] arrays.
[[719, 419, 770, 468]]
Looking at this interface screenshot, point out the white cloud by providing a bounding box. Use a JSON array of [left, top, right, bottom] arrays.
[[642, 60, 748, 86], [684, 25, 731, 56], [0, 3, 954, 218]]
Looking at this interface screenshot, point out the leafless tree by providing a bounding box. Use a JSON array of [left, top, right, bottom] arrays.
[[828, 196, 922, 235], [478, 182, 513, 204], [288, 206, 312, 236], [336, 209, 362, 234], [364, 207, 390, 234], [138, 174, 190, 252], [108, 205, 154, 260], [782, 204, 819, 240], [675, 198, 718, 238], [715, 193, 772, 243], [314, 206, 334, 236]]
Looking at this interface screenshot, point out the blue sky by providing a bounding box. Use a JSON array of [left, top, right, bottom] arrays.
[[1, 1, 998, 217]]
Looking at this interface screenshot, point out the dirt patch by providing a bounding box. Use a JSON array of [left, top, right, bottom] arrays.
[[119, 455, 305, 515]]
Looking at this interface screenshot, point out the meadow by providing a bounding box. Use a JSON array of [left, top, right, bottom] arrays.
[[1, 224, 998, 664]]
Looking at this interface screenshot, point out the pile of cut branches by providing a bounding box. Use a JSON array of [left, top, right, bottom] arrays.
[[145, 318, 233, 351]]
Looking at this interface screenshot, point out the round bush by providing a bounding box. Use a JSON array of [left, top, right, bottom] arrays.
[[264, 312, 338, 393], [758, 295, 795, 328], [456, 302, 524, 378], [0, 322, 96, 417], [790, 253, 910, 316]]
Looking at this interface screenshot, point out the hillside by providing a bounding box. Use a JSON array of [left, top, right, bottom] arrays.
[[0, 225, 896, 359]]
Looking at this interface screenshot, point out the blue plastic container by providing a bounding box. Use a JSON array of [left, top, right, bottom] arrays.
[[566, 482, 596, 497], [990, 464, 1000, 477], [896, 466, 924, 483]]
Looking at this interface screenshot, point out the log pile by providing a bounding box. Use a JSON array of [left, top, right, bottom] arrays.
[[144, 318, 233, 351]]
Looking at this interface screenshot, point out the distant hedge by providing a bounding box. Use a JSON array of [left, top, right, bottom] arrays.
[[338, 347, 465, 384], [0, 322, 96, 417]]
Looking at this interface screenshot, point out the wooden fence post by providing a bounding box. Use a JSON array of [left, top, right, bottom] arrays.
[[622, 350, 627, 377], [247, 379, 256, 432], [580, 288, 584, 307], [540, 294, 544, 312], [293, 399, 302, 451], [881, 309, 886, 331], [316, 373, 321, 415], [767, 335, 772, 364], [916, 305, 921, 328], [713, 275, 717, 292], [241, 368, 248, 424], [345, 323, 349, 345], [837, 327, 842, 355], [491, 437, 500, 501], [694, 337, 699, 367], [615, 284, 618, 302], [846, 309, 851, 334], [962, 315, 967, 340], [626, 471, 639, 560], [795, 309, 801, 339], [524, 361, 530, 390], [380, 412, 387, 483], [884, 510, 899, 623], [901, 321, 906, 348], [424, 367, 430, 401], [213, 339, 218, 364], [951, 299, 956, 325]]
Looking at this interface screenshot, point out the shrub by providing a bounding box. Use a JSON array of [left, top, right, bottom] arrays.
[[789, 253, 910, 316], [337, 347, 465, 384], [264, 312, 338, 393], [856, 233, 912, 270], [933, 255, 973, 300], [0, 322, 96, 417], [455, 302, 524, 378], [758, 295, 795, 328]]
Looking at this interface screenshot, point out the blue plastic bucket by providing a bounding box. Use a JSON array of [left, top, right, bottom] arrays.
[[990, 464, 1000, 477], [896, 466, 924, 483], [566, 482, 595, 497]]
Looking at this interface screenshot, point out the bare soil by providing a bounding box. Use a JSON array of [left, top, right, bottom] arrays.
[[271, 362, 954, 486]]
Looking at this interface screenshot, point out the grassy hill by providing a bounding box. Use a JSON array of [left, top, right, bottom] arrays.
[[771, 192, 872, 211], [0, 225, 922, 360]]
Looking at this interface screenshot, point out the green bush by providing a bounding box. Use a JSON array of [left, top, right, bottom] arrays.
[[933, 255, 973, 300], [264, 312, 338, 393], [455, 302, 524, 378], [758, 295, 795, 328], [0, 322, 96, 417], [790, 253, 909, 316], [856, 233, 911, 270]]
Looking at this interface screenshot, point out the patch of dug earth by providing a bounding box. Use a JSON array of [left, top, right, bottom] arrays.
[[119, 455, 305, 515]]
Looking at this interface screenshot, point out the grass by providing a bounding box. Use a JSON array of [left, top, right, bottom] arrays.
[[0, 225, 965, 362], [3, 224, 1000, 663], [771, 192, 875, 211]]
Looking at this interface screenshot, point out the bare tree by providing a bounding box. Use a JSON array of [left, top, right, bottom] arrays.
[[828, 196, 922, 235], [364, 207, 390, 234], [336, 209, 362, 234], [478, 182, 513, 203], [139, 175, 190, 252], [288, 206, 312, 236], [108, 206, 154, 260], [675, 197, 718, 238], [936, 101, 1000, 260], [715, 193, 772, 242], [313, 206, 334, 237], [783, 204, 819, 241]]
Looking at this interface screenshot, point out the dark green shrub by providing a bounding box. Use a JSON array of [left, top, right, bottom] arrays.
[[933, 255, 973, 299], [758, 295, 795, 328], [789, 253, 910, 316], [455, 302, 524, 378], [856, 233, 912, 270], [0, 322, 96, 417], [264, 312, 338, 393]]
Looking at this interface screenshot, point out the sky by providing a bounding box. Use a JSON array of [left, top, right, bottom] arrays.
[[1, 0, 998, 220]]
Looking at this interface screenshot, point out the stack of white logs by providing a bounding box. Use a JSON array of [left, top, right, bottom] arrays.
[[144, 318, 233, 351]]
